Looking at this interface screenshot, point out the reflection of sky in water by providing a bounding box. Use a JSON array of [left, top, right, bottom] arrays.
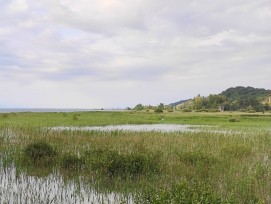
[[51, 124, 247, 135], [0, 164, 132, 204], [51, 124, 195, 133]]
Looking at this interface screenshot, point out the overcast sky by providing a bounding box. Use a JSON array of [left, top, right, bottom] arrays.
[[0, 0, 270, 108]]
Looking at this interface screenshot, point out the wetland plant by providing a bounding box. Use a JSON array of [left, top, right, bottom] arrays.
[[220, 144, 252, 158], [72, 114, 80, 121], [24, 141, 57, 164], [136, 180, 223, 204], [60, 153, 86, 170], [228, 118, 240, 122], [85, 149, 161, 178], [179, 151, 218, 166]]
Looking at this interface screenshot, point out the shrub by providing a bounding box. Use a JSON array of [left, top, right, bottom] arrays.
[[182, 109, 192, 112], [24, 142, 56, 163], [134, 104, 144, 111], [1, 113, 9, 119], [72, 114, 80, 121], [85, 149, 160, 177], [154, 108, 163, 113], [108, 153, 160, 177], [209, 109, 220, 112], [61, 154, 85, 170], [195, 109, 209, 112], [194, 109, 202, 112], [228, 118, 240, 122]]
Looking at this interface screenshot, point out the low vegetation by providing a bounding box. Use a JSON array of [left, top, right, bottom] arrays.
[[24, 141, 57, 164], [0, 111, 271, 203]]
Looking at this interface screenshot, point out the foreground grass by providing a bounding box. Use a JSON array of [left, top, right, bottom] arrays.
[[0, 111, 271, 203]]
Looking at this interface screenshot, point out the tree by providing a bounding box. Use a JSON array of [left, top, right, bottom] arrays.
[[154, 103, 164, 113], [134, 104, 144, 111], [157, 103, 164, 110]]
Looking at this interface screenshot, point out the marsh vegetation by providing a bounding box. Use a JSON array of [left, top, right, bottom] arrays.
[[0, 111, 271, 203]]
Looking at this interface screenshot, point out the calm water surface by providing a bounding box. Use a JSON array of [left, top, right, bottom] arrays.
[[0, 108, 123, 113], [0, 163, 132, 204], [51, 124, 198, 133]]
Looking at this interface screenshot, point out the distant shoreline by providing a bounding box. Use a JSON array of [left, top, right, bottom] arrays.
[[0, 108, 124, 113]]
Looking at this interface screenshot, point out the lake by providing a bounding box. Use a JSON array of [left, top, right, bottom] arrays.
[[0, 163, 133, 204], [50, 124, 199, 133]]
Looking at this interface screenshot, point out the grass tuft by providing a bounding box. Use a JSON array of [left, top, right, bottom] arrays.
[[85, 149, 161, 178], [60, 153, 86, 170], [24, 141, 57, 163], [136, 180, 223, 204]]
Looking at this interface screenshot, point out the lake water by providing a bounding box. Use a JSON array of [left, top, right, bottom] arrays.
[[0, 163, 132, 204], [0, 108, 123, 113], [50, 124, 198, 133], [50, 124, 243, 135]]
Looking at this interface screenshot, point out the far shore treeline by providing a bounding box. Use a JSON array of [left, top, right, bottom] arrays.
[[131, 86, 271, 113]]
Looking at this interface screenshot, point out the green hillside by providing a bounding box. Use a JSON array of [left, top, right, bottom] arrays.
[[221, 86, 271, 101], [173, 86, 271, 112]]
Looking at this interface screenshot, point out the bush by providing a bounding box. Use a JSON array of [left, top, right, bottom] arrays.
[[195, 109, 209, 112], [194, 109, 202, 112], [228, 118, 240, 122], [154, 108, 163, 113], [182, 109, 192, 112], [1, 113, 9, 119], [134, 104, 144, 111], [24, 142, 56, 163], [61, 154, 86, 170], [85, 149, 160, 177], [108, 153, 159, 177], [209, 109, 220, 112], [72, 114, 80, 121]]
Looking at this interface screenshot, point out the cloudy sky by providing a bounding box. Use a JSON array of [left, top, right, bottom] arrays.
[[0, 0, 270, 108]]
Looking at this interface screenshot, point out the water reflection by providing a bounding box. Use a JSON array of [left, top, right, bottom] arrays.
[[51, 124, 196, 133], [0, 163, 132, 204]]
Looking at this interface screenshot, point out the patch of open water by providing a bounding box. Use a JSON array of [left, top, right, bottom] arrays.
[[50, 124, 199, 133], [0, 163, 132, 204], [50, 124, 247, 135]]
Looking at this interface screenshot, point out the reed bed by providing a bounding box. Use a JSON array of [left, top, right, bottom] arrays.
[[0, 111, 271, 203], [0, 163, 133, 204]]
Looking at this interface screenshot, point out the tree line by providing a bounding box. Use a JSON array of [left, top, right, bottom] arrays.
[[178, 86, 271, 112]]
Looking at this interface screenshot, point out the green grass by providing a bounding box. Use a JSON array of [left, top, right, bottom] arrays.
[[0, 111, 270, 128], [0, 110, 271, 203]]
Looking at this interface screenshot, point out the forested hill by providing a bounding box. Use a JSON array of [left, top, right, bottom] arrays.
[[221, 86, 271, 101], [172, 86, 271, 112], [169, 99, 191, 107]]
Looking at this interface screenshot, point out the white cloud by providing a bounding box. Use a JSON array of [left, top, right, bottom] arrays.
[[0, 0, 270, 108], [6, 0, 29, 14]]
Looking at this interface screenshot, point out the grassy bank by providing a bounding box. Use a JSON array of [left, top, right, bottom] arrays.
[[0, 110, 271, 128], [0, 111, 271, 203]]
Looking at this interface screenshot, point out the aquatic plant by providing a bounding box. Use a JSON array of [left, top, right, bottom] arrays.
[[24, 141, 57, 163], [85, 149, 160, 177], [60, 153, 86, 170], [0, 111, 271, 202], [136, 180, 223, 204], [179, 151, 218, 166], [228, 118, 240, 122]]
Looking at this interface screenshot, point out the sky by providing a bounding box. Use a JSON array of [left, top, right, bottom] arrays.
[[0, 0, 270, 108]]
